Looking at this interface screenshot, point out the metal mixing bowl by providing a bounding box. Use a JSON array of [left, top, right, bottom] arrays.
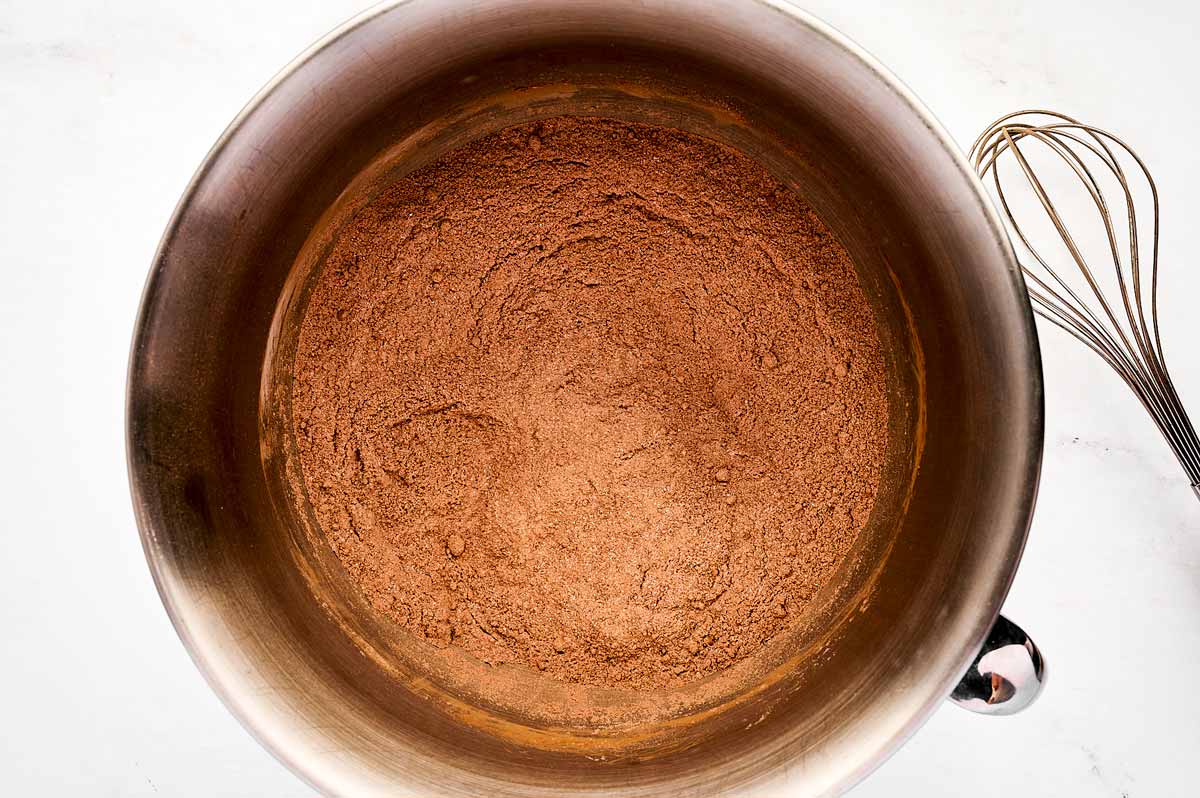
[[127, 0, 1045, 794]]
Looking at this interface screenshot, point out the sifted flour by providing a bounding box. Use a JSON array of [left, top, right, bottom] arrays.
[[290, 116, 888, 690]]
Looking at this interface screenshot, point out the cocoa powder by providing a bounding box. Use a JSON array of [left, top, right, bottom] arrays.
[[290, 116, 888, 691]]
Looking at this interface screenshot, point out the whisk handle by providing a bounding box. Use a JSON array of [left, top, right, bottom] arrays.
[[949, 614, 1046, 715]]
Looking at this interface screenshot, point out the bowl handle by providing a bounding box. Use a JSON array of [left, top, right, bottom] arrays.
[[949, 614, 1046, 715]]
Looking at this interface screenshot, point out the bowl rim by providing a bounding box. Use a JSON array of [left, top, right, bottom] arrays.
[[126, 0, 1044, 794]]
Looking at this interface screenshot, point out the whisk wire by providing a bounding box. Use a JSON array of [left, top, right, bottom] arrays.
[[1006, 130, 1169, 409], [970, 110, 1200, 490], [986, 131, 1152, 391]]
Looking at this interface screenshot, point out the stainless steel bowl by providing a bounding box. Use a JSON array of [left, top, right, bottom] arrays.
[[127, 0, 1045, 794]]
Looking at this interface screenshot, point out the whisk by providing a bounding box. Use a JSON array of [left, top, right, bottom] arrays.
[[969, 110, 1200, 500]]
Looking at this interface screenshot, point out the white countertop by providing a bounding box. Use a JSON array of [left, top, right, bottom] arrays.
[[3, 1, 1197, 794]]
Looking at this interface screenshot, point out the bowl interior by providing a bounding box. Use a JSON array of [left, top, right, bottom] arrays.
[[128, 2, 1040, 795], [261, 42, 922, 770]]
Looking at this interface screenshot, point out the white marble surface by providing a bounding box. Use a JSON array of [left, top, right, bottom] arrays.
[[2, 1, 1197, 795]]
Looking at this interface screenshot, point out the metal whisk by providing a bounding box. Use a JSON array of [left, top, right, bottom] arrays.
[[969, 110, 1200, 500]]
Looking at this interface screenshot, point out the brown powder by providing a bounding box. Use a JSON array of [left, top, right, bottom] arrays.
[[290, 116, 888, 691]]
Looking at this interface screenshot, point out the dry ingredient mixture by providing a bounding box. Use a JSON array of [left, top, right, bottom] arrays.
[[291, 116, 888, 691]]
